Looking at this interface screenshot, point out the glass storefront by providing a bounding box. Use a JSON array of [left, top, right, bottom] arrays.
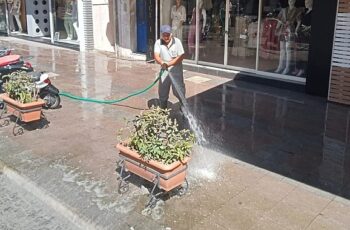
[[0, 0, 7, 33], [159, 0, 312, 81], [1, 0, 79, 45], [53, 0, 79, 43]]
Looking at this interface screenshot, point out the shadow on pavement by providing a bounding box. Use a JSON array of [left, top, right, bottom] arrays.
[[180, 75, 350, 199]]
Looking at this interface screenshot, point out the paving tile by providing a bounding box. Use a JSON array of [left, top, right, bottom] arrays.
[[228, 175, 296, 214], [185, 76, 212, 84], [163, 178, 245, 230], [320, 200, 350, 228], [220, 163, 267, 189], [263, 201, 318, 229], [250, 217, 293, 230], [251, 174, 296, 200], [228, 190, 279, 214], [207, 202, 262, 230], [280, 186, 333, 214], [306, 215, 349, 230], [192, 217, 227, 230]]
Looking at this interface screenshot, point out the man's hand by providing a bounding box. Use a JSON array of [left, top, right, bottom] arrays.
[[161, 62, 168, 70]]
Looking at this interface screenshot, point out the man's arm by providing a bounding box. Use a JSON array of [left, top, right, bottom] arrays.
[[167, 54, 184, 67], [154, 52, 163, 65]]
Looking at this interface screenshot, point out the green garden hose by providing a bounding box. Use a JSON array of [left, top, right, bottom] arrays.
[[59, 70, 166, 104]]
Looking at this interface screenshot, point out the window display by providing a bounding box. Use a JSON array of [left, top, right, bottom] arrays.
[[258, 0, 311, 78], [196, 0, 225, 63], [0, 0, 7, 33], [54, 0, 79, 42], [228, 0, 259, 68], [171, 0, 186, 42], [8, 0, 22, 32], [159, 0, 311, 79]]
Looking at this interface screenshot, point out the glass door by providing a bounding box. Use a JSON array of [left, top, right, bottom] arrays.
[[227, 0, 259, 69], [52, 0, 79, 44], [0, 0, 8, 34], [197, 0, 227, 64]]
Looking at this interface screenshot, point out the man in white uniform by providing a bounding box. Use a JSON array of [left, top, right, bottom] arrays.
[[154, 25, 186, 109]]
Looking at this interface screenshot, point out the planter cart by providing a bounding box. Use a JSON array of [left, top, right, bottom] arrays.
[[116, 144, 190, 208], [0, 93, 46, 135]]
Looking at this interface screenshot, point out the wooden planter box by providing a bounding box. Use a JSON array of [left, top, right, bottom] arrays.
[[116, 143, 190, 192], [0, 93, 45, 122]]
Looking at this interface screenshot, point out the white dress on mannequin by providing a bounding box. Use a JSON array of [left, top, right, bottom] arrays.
[[9, 0, 22, 32], [275, 0, 303, 75], [171, 4, 186, 41], [72, 0, 78, 41], [64, 0, 74, 40]]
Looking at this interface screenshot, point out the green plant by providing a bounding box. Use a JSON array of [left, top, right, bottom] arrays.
[[118, 107, 195, 165], [3, 71, 38, 103]]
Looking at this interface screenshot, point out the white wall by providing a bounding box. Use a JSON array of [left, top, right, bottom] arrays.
[[161, 0, 175, 27], [92, 0, 115, 52], [116, 0, 137, 57]]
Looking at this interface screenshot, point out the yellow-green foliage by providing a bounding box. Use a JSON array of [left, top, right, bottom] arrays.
[[3, 71, 38, 103], [119, 107, 195, 165]]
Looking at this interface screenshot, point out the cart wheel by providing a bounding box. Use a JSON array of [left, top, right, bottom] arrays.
[[141, 207, 152, 216], [14, 127, 24, 136], [148, 197, 158, 209], [118, 180, 129, 194], [177, 178, 189, 197], [0, 119, 9, 127]]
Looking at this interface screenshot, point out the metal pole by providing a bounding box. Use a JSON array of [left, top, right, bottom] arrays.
[[224, 0, 229, 66], [114, 0, 119, 46], [49, 0, 55, 43], [155, 0, 158, 39], [255, 0, 263, 71], [5, 0, 9, 35], [195, 0, 199, 63]]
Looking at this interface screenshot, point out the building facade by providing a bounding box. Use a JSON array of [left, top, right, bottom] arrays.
[[0, 0, 113, 51], [115, 0, 339, 98], [0, 0, 341, 99]]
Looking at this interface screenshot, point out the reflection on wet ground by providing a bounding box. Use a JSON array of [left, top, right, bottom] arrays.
[[2, 38, 349, 201], [186, 78, 350, 199]]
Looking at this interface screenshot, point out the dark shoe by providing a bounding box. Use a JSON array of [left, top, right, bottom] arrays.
[[159, 100, 167, 109]]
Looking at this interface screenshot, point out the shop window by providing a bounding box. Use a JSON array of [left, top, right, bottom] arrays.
[[53, 0, 79, 43], [258, 0, 311, 78], [0, 0, 7, 32], [226, 0, 259, 68]]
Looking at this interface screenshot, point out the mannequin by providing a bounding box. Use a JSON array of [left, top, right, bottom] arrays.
[[171, 0, 186, 41], [200, 0, 207, 34], [274, 0, 303, 75], [202, 0, 213, 11], [64, 0, 74, 40], [8, 0, 22, 32], [302, 0, 312, 26], [72, 0, 78, 40], [187, 0, 206, 59], [294, 0, 312, 77]]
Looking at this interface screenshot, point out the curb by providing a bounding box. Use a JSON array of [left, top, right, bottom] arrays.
[[0, 159, 101, 230]]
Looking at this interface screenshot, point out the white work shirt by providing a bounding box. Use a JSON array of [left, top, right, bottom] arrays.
[[154, 37, 185, 63]]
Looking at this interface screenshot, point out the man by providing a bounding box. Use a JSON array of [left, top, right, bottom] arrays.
[[154, 24, 186, 109]]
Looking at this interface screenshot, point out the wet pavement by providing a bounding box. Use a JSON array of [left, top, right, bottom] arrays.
[[0, 37, 350, 230], [0, 174, 77, 229], [188, 79, 350, 199]]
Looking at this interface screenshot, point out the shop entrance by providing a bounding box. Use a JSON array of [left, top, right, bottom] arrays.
[[158, 0, 312, 83], [136, 0, 148, 53]]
